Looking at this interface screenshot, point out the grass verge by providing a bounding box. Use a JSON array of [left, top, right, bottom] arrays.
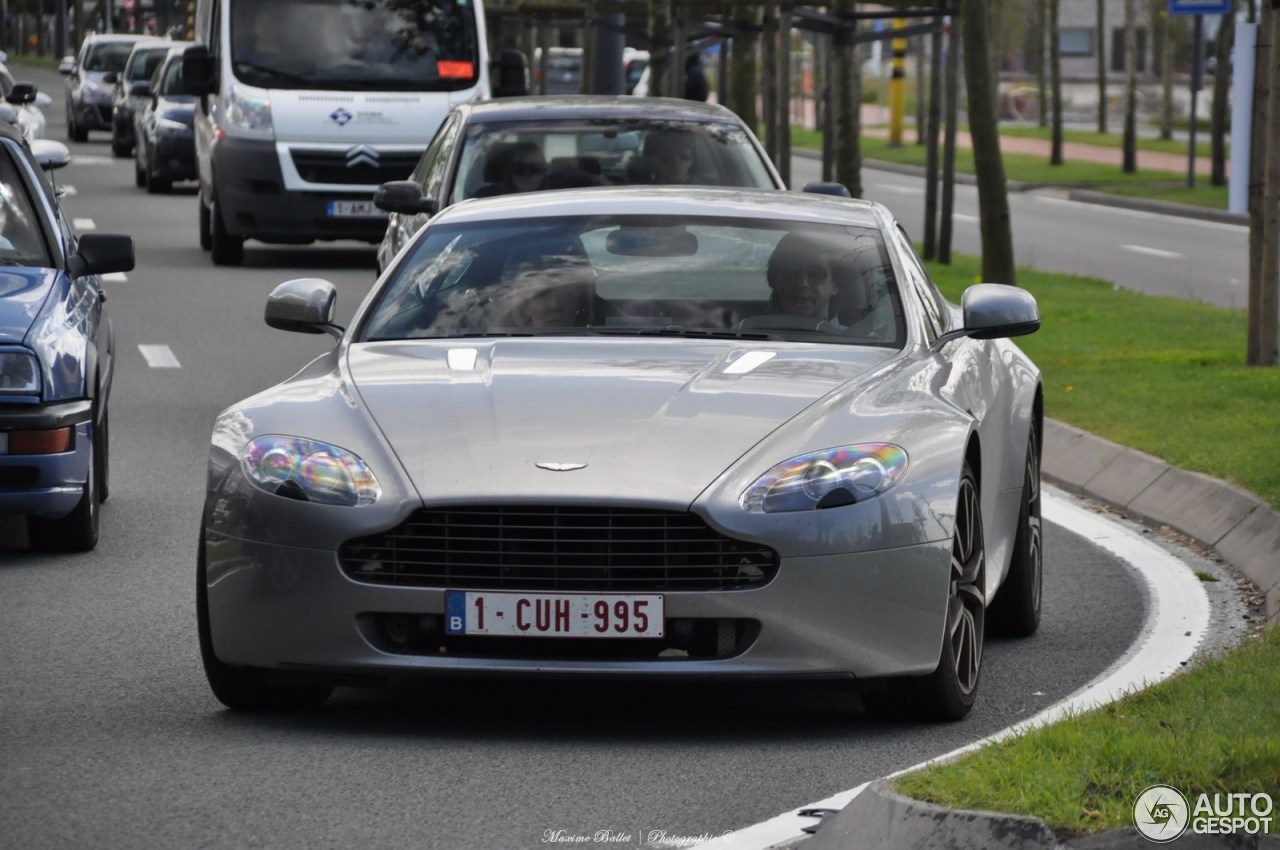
[[893, 626, 1280, 836], [998, 124, 1224, 159], [790, 127, 1230, 210], [923, 253, 1280, 509]]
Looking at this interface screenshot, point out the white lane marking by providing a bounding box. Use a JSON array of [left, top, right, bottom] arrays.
[[69, 154, 115, 166], [73, 218, 96, 231], [877, 185, 924, 195], [138, 344, 181, 369], [1122, 244, 1184, 259], [1033, 195, 1248, 233], [101, 272, 128, 283], [693, 486, 1212, 850], [60, 184, 77, 196], [953, 213, 980, 223]]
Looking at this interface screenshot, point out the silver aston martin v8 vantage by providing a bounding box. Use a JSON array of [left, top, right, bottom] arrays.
[[199, 187, 1044, 720]]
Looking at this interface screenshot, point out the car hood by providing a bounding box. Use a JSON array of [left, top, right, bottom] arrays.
[[347, 338, 894, 505], [0, 268, 56, 345]]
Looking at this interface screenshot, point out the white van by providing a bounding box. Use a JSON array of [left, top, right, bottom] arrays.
[[183, 0, 526, 265]]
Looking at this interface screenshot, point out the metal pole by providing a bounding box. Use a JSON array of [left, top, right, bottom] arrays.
[[1188, 14, 1202, 188]]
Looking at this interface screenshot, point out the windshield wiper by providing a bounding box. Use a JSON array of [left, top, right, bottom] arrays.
[[587, 325, 785, 341]]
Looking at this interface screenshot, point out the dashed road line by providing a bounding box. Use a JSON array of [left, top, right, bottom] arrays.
[[73, 218, 96, 231], [1122, 244, 1184, 259], [138, 344, 181, 369], [101, 272, 128, 283]]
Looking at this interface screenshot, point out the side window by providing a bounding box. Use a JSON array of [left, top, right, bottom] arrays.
[[893, 227, 947, 339], [419, 114, 461, 200]]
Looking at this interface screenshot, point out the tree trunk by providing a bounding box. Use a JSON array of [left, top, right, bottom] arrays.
[[1038, 0, 1048, 127], [834, 0, 863, 198], [762, 0, 779, 163], [924, 6, 944, 260], [1049, 0, 1063, 164], [648, 0, 670, 99], [1210, 1, 1235, 186], [1122, 0, 1138, 172], [941, 11, 961, 264], [1254, 0, 1279, 365], [732, 6, 760, 129], [1096, 0, 1108, 133], [1160, 8, 1174, 140], [778, 8, 793, 188], [962, 0, 1016, 285]]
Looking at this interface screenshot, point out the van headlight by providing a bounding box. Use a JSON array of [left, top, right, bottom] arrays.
[[225, 83, 273, 139]]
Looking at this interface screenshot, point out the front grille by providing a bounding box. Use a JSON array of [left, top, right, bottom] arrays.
[[340, 506, 779, 592], [289, 148, 421, 185]]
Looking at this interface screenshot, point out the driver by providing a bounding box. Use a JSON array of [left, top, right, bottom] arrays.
[[740, 232, 841, 331]]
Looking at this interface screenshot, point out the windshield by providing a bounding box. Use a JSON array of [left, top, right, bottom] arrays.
[[362, 215, 904, 348], [127, 47, 170, 82], [0, 151, 53, 268], [449, 120, 778, 203], [230, 0, 480, 91], [157, 57, 185, 97], [84, 42, 135, 73]]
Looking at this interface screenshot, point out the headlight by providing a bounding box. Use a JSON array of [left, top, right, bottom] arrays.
[[241, 435, 380, 506], [224, 83, 273, 138], [740, 443, 908, 513], [0, 352, 40, 394]]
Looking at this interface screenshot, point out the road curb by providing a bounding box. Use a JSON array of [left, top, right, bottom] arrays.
[[1043, 418, 1279, 623], [802, 781, 1280, 849], [1066, 189, 1249, 226]]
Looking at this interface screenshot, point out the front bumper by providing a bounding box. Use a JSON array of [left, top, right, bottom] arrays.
[[150, 130, 197, 182], [202, 530, 952, 682], [0, 400, 92, 519], [72, 96, 113, 130], [211, 136, 389, 244]]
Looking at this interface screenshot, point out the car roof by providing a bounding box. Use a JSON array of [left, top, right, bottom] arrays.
[[459, 96, 749, 124], [434, 186, 885, 229]]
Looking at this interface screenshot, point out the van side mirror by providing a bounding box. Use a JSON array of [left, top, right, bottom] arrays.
[[182, 44, 216, 96], [491, 49, 529, 98]]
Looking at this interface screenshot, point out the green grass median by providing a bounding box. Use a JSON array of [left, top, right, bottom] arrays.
[[894, 255, 1280, 837]]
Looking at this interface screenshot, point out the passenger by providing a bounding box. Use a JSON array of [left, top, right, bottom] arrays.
[[627, 129, 696, 184]]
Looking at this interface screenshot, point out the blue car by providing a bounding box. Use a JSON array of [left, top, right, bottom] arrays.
[[0, 124, 134, 550]]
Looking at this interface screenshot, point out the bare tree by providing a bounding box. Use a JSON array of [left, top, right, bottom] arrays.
[[1210, 1, 1235, 186], [963, 0, 1016, 285], [1049, 0, 1063, 164], [1038, 0, 1048, 127], [1122, 0, 1138, 172], [731, 5, 760, 129], [1254, 0, 1279, 365], [1160, 5, 1175, 140], [833, 0, 863, 198], [1096, 0, 1108, 133]]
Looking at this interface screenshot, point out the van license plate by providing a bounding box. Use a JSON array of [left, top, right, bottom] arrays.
[[326, 201, 384, 218]]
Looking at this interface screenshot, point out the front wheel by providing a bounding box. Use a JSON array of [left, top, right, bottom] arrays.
[[209, 196, 244, 266], [28, 413, 101, 551], [197, 523, 333, 710], [134, 159, 146, 188], [989, 427, 1042, 637]]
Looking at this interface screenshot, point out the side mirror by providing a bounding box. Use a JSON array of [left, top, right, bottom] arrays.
[[6, 82, 37, 105], [932, 284, 1040, 350], [34, 92, 52, 108], [31, 140, 71, 170], [801, 181, 851, 198], [69, 234, 135, 278], [265, 278, 342, 338], [181, 44, 216, 96], [102, 71, 119, 85], [373, 181, 437, 216], [490, 48, 529, 98], [59, 57, 76, 75], [129, 81, 151, 98]]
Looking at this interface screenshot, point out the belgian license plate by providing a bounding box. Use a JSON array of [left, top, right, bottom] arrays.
[[445, 591, 664, 639], [326, 200, 384, 218]]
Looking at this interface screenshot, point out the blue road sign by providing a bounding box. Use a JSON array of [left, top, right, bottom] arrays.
[[1168, 0, 1231, 14]]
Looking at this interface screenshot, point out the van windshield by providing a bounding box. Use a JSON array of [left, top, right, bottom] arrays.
[[230, 0, 480, 91]]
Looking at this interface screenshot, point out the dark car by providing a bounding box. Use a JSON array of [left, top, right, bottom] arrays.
[[133, 44, 196, 194], [0, 125, 134, 551], [63, 33, 153, 142], [373, 96, 783, 272], [111, 40, 171, 157]]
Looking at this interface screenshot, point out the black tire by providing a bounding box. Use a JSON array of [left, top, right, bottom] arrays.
[[111, 134, 131, 157], [209, 197, 244, 266], [146, 170, 171, 194], [197, 524, 333, 710], [134, 159, 146, 188], [68, 116, 88, 143], [198, 196, 212, 251], [884, 461, 984, 722], [28, 412, 101, 552], [988, 427, 1043, 638], [97, 405, 110, 503]]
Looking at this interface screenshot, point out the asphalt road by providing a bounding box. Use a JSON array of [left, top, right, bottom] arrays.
[[0, 70, 1163, 850]]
